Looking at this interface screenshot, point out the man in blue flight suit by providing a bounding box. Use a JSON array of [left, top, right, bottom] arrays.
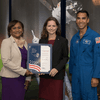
[[69, 10, 100, 100]]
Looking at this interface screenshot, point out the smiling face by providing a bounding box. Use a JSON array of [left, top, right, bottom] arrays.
[[76, 12, 89, 30], [46, 20, 58, 35], [10, 22, 23, 39]]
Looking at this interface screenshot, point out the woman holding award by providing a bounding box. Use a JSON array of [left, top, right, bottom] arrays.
[[39, 17, 69, 100], [0, 20, 32, 100]]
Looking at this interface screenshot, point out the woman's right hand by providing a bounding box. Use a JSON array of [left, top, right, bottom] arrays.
[[25, 70, 33, 76]]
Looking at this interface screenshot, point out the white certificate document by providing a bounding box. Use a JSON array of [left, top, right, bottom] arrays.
[[41, 46, 50, 72]]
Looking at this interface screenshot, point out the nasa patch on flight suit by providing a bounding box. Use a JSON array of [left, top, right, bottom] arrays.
[[95, 37, 100, 44], [83, 39, 91, 45]]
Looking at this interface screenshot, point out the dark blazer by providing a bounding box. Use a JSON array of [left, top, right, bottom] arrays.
[[39, 35, 69, 80]]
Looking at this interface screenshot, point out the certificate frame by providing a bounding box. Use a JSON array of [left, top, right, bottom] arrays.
[[27, 43, 52, 74]]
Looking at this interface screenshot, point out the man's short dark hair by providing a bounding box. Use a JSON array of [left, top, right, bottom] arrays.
[[76, 10, 89, 18]]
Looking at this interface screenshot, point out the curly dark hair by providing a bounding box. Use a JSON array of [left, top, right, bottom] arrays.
[[41, 17, 61, 39], [8, 20, 24, 37]]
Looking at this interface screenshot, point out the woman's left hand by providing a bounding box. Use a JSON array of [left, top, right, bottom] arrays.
[[24, 80, 30, 90], [49, 68, 58, 77]]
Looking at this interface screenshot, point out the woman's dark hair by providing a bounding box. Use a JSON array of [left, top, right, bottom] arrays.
[[76, 10, 89, 18], [8, 20, 24, 37], [41, 17, 61, 39]]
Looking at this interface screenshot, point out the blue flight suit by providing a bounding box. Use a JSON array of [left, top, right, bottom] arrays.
[[69, 26, 100, 100]]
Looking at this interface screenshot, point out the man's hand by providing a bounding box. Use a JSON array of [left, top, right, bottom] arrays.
[[49, 68, 58, 77], [91, 78, 99, 87], [25, 70, 33, 76]]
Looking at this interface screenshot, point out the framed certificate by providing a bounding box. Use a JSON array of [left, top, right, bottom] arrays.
[[27, 43, 52, 73]]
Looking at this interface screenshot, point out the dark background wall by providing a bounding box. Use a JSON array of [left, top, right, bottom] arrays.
[[12, 0, 39, 43], [0, 0, 9, 48]]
